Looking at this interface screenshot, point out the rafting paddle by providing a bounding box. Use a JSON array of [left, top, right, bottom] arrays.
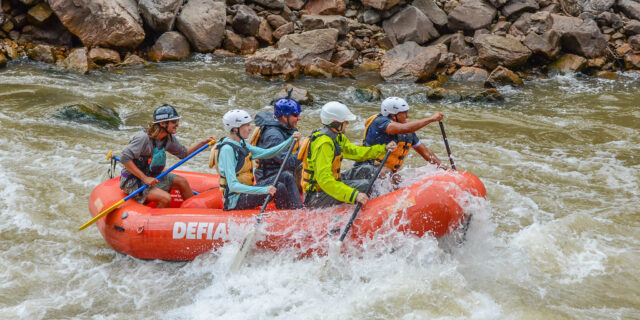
[[438, 121, 456, 170], [78, 139, 216, 231], [332, 149, 392, 253], [230, 137, 298, 270]]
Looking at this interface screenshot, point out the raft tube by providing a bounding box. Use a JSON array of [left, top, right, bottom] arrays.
[[87, 170, 486, 261]]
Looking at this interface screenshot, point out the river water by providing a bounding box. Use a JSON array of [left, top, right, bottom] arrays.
[[0, 55, 638, 319]]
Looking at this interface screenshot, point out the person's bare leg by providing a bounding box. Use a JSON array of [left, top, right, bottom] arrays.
[[146, 188, 172, 208], [172, 175, 194, 200]]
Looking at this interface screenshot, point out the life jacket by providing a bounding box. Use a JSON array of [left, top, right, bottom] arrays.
[[249, 123, 299, 172], [299, 130, 342, 193], [363, 114, 413, 172], [210, 138, 254, 209], [133, 137, 168, 177]]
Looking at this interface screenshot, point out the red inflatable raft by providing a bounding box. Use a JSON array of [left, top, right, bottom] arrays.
[[87, 170, 486, 260]]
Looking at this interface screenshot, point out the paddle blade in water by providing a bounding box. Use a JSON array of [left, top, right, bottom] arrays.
[[230, 229, 256, 271]]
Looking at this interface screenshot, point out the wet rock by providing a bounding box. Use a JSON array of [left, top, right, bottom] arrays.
[[138, 0, 182, 33], [245, 47, 301, 79], [277, 28, 339, 65], [383, 6, 439, 45], [363, 9, 382, 24], [586, 57, 606, 68], [523, 29, 561, 60], [380, 41, 441, 82], [502, 0, 539, 20], [354, 86, 382, 102], [478, 88, 503, 101], [27, 2, 53, 25], [595, 70, 619, 79], [274, 84, 313, 105], [304, 0, 346, 15], [253, 0, 285, 9], [447, 0, 497, 32], [450, 32, 477, 56], [548, 53, 586, 73], [451, 66, 488, 82], [285, 0, 305, 10], [148, 31, 191, 62], [55, 103, 122, 129], [241, 36, 259, 55], [89, 47, 121, 65], [624, 20, 640, 36], [331, 49, 358, 67], [121, 53, 147, 67], [27, 44, 56, 64], [485, 66, 523, 87], [49, 0, 145, 49], [267, 14, 288, 29], [474, 34, 532, 69], [617, 0, 640, 21], [63, 47, 93, 74], [273, 22, 294, 39], [258, 18, 273, 44], [304, 57, 353, 78], [413, 0, 448, 28], [233, 5, 260, 37], [223, 30, 243, 53], [624, 53, 640, 69], [361, 0, 402, 10], [176, 0, 226, 52], [301, 14, 349, 36], [0, 53, 6, 68]]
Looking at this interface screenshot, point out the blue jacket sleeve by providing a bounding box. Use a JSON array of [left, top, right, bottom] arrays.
[[259, 127, 301, 171], [218, 145, 268, 195]]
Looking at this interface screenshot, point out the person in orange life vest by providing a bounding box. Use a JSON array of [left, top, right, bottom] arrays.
[[356, 97, 445, 184], [119, 104, 215, 208]]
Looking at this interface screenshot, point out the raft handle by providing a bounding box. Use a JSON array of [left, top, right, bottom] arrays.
[[113, 225, 125, 232], [137, 226, 144, 234]]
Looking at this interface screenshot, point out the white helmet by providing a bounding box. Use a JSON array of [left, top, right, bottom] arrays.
[[222, 109, 252, 132], [320, 101, 356, 125], [381, 97, 410, 116]]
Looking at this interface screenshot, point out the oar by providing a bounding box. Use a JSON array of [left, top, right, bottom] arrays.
[[230, 137, 297, 270], [438, 121, 456, 170], [79, 139, 216, 231], [335, 149, 392, 248]]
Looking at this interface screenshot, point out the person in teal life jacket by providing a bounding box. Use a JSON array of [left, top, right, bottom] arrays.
[[356, 97, 445, 184], [214, 109, 302, 211], [119, 104, 215, 207]]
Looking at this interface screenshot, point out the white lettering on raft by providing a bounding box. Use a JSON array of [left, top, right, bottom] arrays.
[[173, 222, 228, 240]]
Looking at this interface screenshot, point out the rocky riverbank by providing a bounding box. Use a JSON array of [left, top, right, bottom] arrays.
[[1, 0, 639, 85]]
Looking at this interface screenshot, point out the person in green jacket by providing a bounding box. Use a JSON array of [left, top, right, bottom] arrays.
[[300, 101, 396, 208]]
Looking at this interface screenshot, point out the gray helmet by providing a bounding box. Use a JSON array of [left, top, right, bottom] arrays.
[[153, 104, 181, 123]]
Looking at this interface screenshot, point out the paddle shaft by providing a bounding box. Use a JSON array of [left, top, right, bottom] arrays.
[[439, 121, 456, 170], [255, 138, 297, 225], [338, 149, 392, 243], [79, 139, 215, 231]]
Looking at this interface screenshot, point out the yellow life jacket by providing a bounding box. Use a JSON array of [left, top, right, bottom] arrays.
[[299, 131, 342, 193], [363, 114, 413, 172], [211, 139, 254, 203]]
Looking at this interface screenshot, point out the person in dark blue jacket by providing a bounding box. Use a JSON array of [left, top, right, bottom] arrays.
[[252, 98, 303, 206]]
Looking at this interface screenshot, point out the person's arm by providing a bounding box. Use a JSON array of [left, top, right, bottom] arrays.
[[187, 136, 215, 156], [339, 134, 386, 161], [386, 112, 444, 135], [249, 135, 295, 160], [122, 160, 157, 186], [312, 140, 361, 204], [218, 145, 268, 194]]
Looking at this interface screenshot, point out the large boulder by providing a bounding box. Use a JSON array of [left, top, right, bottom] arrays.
[[413, 0, 448, 28], [245, 47, 301, 79], [383, 6, 439, 45], [148, 31, 191, 62], [138, 0, 182, 33], [176, 0, 226, 52], [304, 0, 346, 15], [484, 66, 523, 87], [233, 5, 260, 37], [447, 0, 497, 32], [55, 103, 122, 129], [361, 0, 402, 10], [473, 34, 531, 69], [523, 29, 561, 60], [301, 14, 349, 36], [277, 28, 339, 65], [617, 0, 640, 20], [380, 41, 441, 82], [49, 0, 145, 49], [560, 19, 608, 58]]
